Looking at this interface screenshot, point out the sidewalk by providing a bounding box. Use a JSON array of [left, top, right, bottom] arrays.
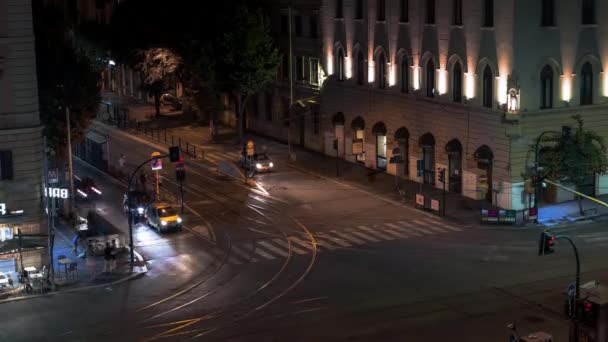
[[0, 218, 146, 303], [105, 103, 608, 228]]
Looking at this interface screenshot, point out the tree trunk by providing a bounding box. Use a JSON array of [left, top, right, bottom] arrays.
[[578, 195, 585, 216], [154, 91, 161, 117], [237, 93, 249, 144]]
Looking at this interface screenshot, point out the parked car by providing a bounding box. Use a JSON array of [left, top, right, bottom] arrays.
[[145, 203, 182, 233], [160, 93, 182, 110], [239, 153, 274, 173], [123, 190, 153, 221]]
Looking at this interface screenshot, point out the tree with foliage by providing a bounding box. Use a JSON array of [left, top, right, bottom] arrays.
[[537, 115, 608, 215], [219, 4, 281, 141], [136, 48, 182, 117], [33, 2, 103, 160]]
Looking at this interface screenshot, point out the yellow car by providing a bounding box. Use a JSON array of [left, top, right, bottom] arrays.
[[145, 203, 182, 233]]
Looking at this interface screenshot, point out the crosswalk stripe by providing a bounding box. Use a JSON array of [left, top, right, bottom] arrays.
[[232, 244, 259, 262], [425, 218, 463, 232], [349, 230, 381, 243], [204, 153, 222, 164], [425, 225, 450, 233], [376, 226, 410, 239], [390, 222, 424, 237], [316, 233, 352, 248], [259, 240, 290, 257], [357, 225, 396, 240], [330, 231, 366, 245], [585, 236, 608, 243], [254, 246, 276, 260], [287, 237, 309, 254], [398, 221, 434, 235]]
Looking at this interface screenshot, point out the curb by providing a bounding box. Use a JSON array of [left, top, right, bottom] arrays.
[[0, 250, 147, 305]]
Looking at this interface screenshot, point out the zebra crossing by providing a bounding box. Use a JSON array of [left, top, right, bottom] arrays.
[[213, 217, 466, 266], [202, 150, 242, 165]]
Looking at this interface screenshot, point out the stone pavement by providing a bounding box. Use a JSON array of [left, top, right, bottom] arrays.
[[0, 218, 146, 304]]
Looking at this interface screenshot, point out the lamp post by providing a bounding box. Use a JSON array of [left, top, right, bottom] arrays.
[[66, 107, 75, 217]]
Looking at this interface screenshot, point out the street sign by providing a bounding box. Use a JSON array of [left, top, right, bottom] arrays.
[[48, 168, 59, 184], [415, 194, 424, 206], [352, 140, 363, 155], [44, 187, 69, 199], [0, 203, 5, 215], [151, 151, 162, 171], [528, 207, 538, 221], [431, 199, 440, 212]]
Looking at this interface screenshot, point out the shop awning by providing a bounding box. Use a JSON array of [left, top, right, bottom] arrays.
[[86, 130, 107, 144]]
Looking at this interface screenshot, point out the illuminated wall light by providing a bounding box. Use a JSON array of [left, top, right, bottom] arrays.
[[497, 76, 508, 105], [437, 69, 448, 95], [345, 57, 352, 79], [561, 75, 572, 102], [412, 66, 421, 90], [603, 72, 608, 97], [388, 63, 396, 86], [368, 61, 375, 83], [327, 53, 334, 75], [465, 73, 475, 99]]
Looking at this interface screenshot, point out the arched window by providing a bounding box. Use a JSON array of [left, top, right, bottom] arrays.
[[452, 0, 462, 25], [400, 58, 409, 93], [357, 51, 365, 85], [483, 0, 493, 27], [377, 52, 386, 89], [540, 65, 553, 109], [452, 62, 463, 102], [482, 65, 493, 108], [337, 49, 345, 81], [582, 0, 595, 25], [425, 0, 435, 24], [541, 0, 555, 26], [426, 59, 435, 98], [580, 62, 594, 105]]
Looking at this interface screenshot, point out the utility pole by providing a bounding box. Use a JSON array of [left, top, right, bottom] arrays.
[[66, 107, 75, 218], [287, 3, 294, 162]]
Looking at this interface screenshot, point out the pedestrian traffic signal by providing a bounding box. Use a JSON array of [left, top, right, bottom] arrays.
[[438, 168, 446, 183], [577, 299, 599, 327], [538, 230, 555, 256], [169, 146, 180, 162]]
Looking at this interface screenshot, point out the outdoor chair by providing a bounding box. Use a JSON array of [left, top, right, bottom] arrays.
[[68, 262, 78, 279]]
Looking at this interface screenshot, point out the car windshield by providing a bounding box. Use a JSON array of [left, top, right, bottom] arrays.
[[159, 207, 177, 217]]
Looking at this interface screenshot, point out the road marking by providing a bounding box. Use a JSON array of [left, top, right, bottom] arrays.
[[578, 232, 608, 238], [232, 244, 259, 262], [316, 233, 352, 248], [356, 225, 395, 240], [348, 230, 381, 243], [286, 238, 308, 255], [258, 240, 290, 257], [394, 221, 427, 236], [425, 225, 451, 233], [585, 236, 608, 243], [375, 225, 410, 239], [254, 246, 275, 260], [330, 231, 365, 245], [289, 236, 312, 253]]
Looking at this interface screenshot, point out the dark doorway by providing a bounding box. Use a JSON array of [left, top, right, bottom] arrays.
[[475, 145, 494, 202], [446, 139, 462, 193], [419, 133, 435, 185]]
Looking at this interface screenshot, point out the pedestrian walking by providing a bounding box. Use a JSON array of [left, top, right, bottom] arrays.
[[21, 270, 32, 293], [103, 242, 112, 273]]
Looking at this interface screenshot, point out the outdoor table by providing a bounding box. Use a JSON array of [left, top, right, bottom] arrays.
[[24, 266, 36, 273], [58, 258, 73, 277], [29, 273, 43, 279]]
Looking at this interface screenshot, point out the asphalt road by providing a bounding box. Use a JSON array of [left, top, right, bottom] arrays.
[[4, 127, 608, 341]]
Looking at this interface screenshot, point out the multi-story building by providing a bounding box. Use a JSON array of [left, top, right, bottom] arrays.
[[248, 0, 324, 152], [0, 0, 46, 272], [272, 0, 608, 211]]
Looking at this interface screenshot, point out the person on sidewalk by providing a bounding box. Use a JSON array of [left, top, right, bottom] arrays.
[[72, 234, 79, 256], [103, 242, 112, 273]]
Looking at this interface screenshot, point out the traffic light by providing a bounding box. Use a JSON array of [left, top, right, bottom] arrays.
[[577, 299, 599, 327], [438, 168, 446, 183], [538, 230, 555, 256], [169, 146, 180, 162]]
